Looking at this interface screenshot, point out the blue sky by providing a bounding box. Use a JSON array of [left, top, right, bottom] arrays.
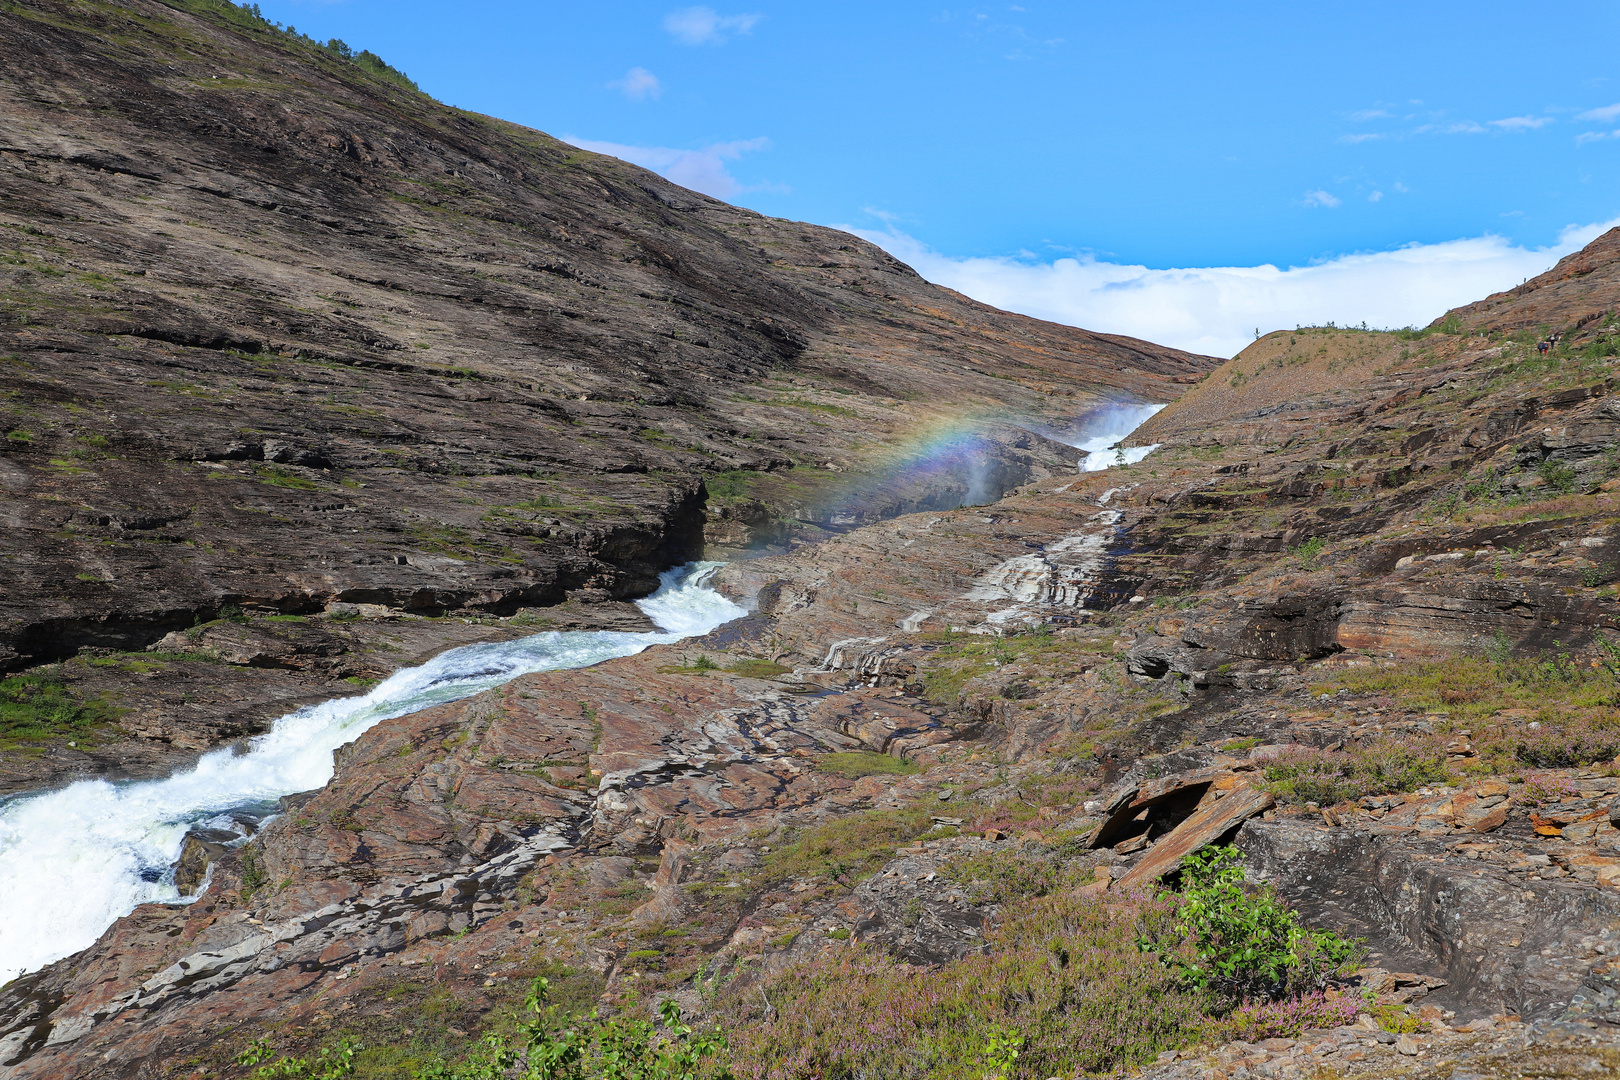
[[254, 1, 1620, 355]]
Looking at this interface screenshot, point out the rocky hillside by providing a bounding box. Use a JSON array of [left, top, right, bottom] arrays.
[[0, 0, 1214, 787], [11, 226, 1620, 1078], [1443, 226, 1620, 338]]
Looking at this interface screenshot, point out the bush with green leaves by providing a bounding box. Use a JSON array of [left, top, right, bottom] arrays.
[[1142, 847, 1362, 1004], [235, 1036, 360, 1079], [1288, 536, 1328, 570], [1538, 458, 1578, 495], [417, 977, 731, 1080]]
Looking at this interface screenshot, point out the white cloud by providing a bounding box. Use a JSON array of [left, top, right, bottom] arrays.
[[1577, 129, 1620, 145], [610, 67, 661, 101], [1303, 189, 1341, 208], [1338, 132, 1383, 144], [1347, 109, 1390, 122], [839, 219, 1620, 359], [562, 135, 771, 199], [1579, 103, 1620, 122], [1489, 115, 1552, 130], [664, 6, 761, 44], [1369, 190, 1384, 202]]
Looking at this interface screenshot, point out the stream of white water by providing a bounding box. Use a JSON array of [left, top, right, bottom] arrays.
[[1066, 402, 1166, 471], [0, 562, 746, 985]]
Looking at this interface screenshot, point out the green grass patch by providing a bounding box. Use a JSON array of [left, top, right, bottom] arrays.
[[724, 658, 795, 679], [0, 674, 118, 741], [813, 750, 919, 779], [761, 806, 936, 885], [253, 464, 318, 490], [766, 395, 859, 418]]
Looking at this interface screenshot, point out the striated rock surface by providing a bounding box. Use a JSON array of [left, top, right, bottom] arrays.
[[1443, 225, 1620, 338]]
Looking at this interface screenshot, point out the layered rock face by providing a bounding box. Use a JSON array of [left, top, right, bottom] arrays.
[[0, 0, 1212, 780], [1443, 226, 1620, 337]]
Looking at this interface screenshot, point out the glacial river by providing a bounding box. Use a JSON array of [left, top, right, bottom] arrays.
[[0, 562, 746, 984]]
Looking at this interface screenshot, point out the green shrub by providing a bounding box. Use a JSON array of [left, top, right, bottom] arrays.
[[1143, 848, 1362, 1004], [1371, 1004, 1421, 1034], [237, 1035, 360, 1078], [1289, 536, 1327, 569], [418, 978, 730, 1080], [1538, 459, 1578, 495]]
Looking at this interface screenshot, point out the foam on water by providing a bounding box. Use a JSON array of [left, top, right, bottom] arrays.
[[0, 562, 745, 984], [1061, 402, 1165, 471]]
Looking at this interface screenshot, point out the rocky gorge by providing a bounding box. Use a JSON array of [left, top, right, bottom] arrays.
[[10, 3, 1620, 1080], [0, 0, 1210, 793]]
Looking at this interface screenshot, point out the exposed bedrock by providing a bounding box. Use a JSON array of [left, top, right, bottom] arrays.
[[1240, 820, 1620, 1022]]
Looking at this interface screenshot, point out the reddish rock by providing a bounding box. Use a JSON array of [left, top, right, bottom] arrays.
[[1115, 786, 1275, 891]]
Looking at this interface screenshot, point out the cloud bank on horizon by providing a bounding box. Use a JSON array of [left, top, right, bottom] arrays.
[[841, 221, 1620, 359]]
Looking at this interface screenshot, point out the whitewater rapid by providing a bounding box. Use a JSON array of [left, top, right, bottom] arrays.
[[1065, 402, 1165, 471], [0, 562, 745, 985]]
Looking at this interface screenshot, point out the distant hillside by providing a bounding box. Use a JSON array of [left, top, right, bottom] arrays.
[[1439, 226, 1620, 342]]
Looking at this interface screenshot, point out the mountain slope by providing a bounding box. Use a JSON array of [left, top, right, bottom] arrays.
[[0, 0, 1213, 663], [0, 0, 1214, 781], [1440, 225, 1620, 340]]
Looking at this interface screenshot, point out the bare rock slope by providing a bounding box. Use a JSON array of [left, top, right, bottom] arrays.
[[0, 0, 1212, 662]]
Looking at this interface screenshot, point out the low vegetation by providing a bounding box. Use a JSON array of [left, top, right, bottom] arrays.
[[0, 672, 118, 742], [1260, 736, 1451, 805], [1147, 847, 1363, 1005], [812, 750, 919, 779], [1312, 647, 1620, 778], [415, 980, 730, 1080], [725, 847, 1361, 1079], [760, 807, 938, 886], [722, 658, 794, 679]]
